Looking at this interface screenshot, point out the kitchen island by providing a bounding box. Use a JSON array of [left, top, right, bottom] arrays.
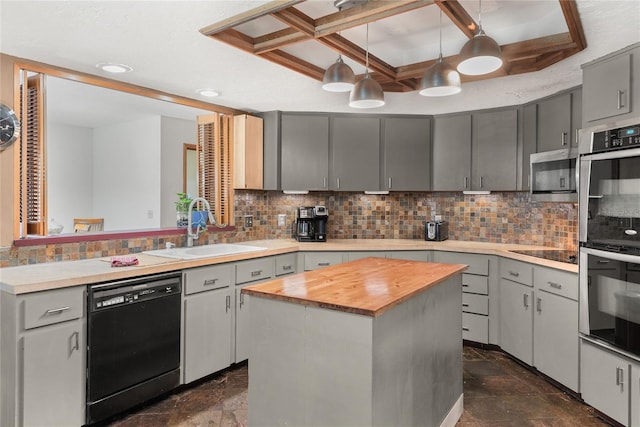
[[243, 257, 467, 427]]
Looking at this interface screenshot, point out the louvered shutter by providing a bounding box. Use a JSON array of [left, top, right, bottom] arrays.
[[196, 114, 234, 226], [19, 72, 47, 236]]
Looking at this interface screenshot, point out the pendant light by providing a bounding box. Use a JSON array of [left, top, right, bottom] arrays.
[[420, 10, 461, 97], [457, 0, 503, 76], [349, 23, 385, 109], [322, 55, 355, 92]]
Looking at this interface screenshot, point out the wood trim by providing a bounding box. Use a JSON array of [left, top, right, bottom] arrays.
[[200, 0, 587, 92], [183, 143, 196, 193]]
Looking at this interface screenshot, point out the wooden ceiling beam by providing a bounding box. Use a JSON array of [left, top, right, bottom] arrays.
[[435, 0, 477, 39], [253, 28, 310, 54], [208, 29, 255, 53], [558, 0, 587, 51], [319, 33, 397, 80], [200, 0, 304, 36], [501, 33, 577, 61], [271, 7, 316, 37], [260, 49, 326, 81]]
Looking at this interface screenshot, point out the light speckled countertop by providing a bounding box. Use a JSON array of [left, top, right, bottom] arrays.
[[0, 239, 577, 294]]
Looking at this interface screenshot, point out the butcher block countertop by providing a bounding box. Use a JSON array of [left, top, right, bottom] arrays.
[[242, 257, 467, 317], [1, 239, 577, 294]]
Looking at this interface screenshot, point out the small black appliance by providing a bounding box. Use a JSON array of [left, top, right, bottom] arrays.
[[425, 220, 449, 241], [295, 206, 328, 242]]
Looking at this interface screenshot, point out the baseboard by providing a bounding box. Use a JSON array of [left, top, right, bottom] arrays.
[[439, 394, 464, 427]]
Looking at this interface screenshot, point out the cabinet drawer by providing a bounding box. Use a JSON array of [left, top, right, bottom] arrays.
[[22, 287, 84, 330], [462, 293, 489, 315], [275, 253, 297, 276], [185, 264, 233, 295], [462, 274, 488, 295], [534, 267, 578, 301], [345, 251, 386, 261], [236, 258, 275, 284], [462, 312, 489, 343], [501, 258, 533, 286], [388, 251, 430, 261], [303, 252, 344, 271], [433, 251, 489, 276]]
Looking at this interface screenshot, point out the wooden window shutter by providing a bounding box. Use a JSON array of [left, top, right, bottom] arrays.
[[19, 72, 47, 236], [196, 113, 234, 226]]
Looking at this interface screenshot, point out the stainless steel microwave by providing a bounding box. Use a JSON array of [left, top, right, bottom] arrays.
[[530, 148, 578, 202]]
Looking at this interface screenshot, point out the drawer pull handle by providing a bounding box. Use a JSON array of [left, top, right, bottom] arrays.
[[523, 293, 529, 308], [240, 293, 245, 307], [509, 271, 520, 277], [597, 260, 611, 264], [204, 278, 218, 286], [226, 295, 231, 312], [462, 303, 470, 307], [282, 265, 293, 271], [548, 281, 562, 289], [251, 270, 263, 277], [318, 262, 330, 266], [616, 367, 624, 386], [462, 327, 470, 331], [536, 297, 542, 313], [462, 284, 469, 287], [45, 306, 70, 315]]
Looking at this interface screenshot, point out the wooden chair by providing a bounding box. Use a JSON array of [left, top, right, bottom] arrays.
[[74, 218, 104, 233]]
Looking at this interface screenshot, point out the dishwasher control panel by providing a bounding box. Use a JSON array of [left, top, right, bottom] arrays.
[[89, 273, 181, 312]]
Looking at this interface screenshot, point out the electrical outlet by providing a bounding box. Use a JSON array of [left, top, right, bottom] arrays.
[[278, 214, 286, 227], [435, 214, 442, 222], [244, 215, 253, 228]]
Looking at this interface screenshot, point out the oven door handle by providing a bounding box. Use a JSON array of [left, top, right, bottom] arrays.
[[581, 247, 640, 264]]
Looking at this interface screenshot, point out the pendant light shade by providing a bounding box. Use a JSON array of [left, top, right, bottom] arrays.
[[322, 55, 355, 92], [456, 0, 503, 76], [349, 75, 385, 108], [349, 23, 385, 109], [457, 30, 503, 75], [420, 10, 461, 97]]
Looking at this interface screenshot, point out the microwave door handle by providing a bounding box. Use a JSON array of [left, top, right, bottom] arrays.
[[579, 158, 591, 243]]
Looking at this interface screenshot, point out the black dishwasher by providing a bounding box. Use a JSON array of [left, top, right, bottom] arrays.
[[86, 272, 182, 425]]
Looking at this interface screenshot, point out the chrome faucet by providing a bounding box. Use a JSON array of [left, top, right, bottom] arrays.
[[186, 197, 217, 247]]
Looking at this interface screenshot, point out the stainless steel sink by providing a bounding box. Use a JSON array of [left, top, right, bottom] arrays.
[[143, 244, 267, 260]]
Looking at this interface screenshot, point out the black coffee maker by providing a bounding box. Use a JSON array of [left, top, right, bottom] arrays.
[[295, 206, 328, 242]]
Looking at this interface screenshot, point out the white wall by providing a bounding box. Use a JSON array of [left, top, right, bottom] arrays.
[[160, 116, 197, 228], [47, 123, 94, 234], [93, 117, 162, 231]]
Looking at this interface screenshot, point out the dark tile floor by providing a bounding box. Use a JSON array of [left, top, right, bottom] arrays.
[[108, 346, 611, 427]]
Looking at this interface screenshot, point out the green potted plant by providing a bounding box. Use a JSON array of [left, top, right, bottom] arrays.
[[175, 192, 192, 228]]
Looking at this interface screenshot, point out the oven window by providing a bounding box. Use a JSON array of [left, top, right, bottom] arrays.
[[585, 156, 640, 253], [587, 254, 640, 356]]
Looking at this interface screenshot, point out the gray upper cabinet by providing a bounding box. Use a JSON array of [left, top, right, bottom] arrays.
[[382, 117, 431, 191], [522, 104, 536, 191], [537, 92, 571, 152], [432, 114, 472, 191], [472, 109, 518, 191], [582, 47, 634, 124], [281, 113, 329, 191], [536, 88, 582, 152], [331, 116, 380, 191]]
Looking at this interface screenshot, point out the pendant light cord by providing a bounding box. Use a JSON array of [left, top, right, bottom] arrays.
[[365, 23, 370, 77], [438, 9, 443, 60], [478, 0, 483, 32]]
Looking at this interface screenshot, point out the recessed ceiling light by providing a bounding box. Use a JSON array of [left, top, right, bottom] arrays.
[[197, 89, 220, 97], [96, 62, 133, 73]]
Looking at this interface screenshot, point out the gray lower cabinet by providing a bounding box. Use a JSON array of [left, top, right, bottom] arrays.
[[472, 108, 518, 191], [1, 286, 86, 427], [432, 114, 471, 191], [387, 250, 431, 261], [331, 116, 380, 191], [302, 251, 345, 271], [580, 339, 632, 426], [183, 264, 234, 384], [234, 257, 275, 363], [281, 113, 329, 191], [582, 44, 638, 125], [632, 360, 640, 427], [499, 278, 533, 365], [382, 117, 431, 191]]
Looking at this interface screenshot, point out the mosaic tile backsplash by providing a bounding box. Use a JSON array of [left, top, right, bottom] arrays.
[[1, 191, 577, 267]]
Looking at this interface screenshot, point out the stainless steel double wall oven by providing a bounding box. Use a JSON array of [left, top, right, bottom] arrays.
[[579, 118, 640, 360]]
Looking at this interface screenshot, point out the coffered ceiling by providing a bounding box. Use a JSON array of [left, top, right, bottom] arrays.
[[201, 0, 586, 92]]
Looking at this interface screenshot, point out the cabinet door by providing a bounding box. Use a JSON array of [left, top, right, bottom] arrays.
[[570, 88, 582, 148], [331, 116, 380, 191], [432, 114, 471, 191], [472, 109, 518, 191], [233, 114, 264, 190], [281, 114, 329, 191], [632, 361, 640, 427], [533, 290, 578, 392], [522, 104, 536, 191], [580, 340, 630, 426], [583, 53, 631, 123], [183, 287, 232, 383], [537, 93, 571, 152], [383, 117, 431, 191], [235, 287, 251, 363], [499, 279, 533, 365], [22, 321, 84, 427]]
